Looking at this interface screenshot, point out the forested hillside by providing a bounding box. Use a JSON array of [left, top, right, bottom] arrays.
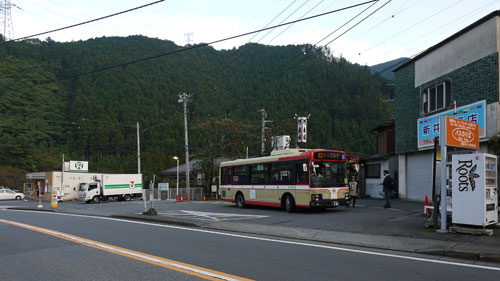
[[0, 35, 393, 187]]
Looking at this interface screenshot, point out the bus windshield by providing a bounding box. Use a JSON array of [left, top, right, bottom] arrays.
[[310, 161, 347, 187]]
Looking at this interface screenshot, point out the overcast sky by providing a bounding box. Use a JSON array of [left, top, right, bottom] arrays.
[[7, 0, 500, 66]]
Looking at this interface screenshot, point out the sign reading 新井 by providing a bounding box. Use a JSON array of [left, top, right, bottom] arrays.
[[418, 100, 485, 149], [445, 117, 479, 149]]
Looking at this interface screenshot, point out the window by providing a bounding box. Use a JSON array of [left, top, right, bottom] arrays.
[[233, 165, 249, 184], [270, 162, 292, 184], [251, 164, 269, 184], [221, 167, 227, 185], [421, 81, 451, 114], [365, 164, 381, 178], [295, 162, 309, 184]]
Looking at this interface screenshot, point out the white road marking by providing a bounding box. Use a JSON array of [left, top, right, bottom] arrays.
[[139, 210, 268, 221], [3, 209, 500, 272], [0, 218, 251, 281]]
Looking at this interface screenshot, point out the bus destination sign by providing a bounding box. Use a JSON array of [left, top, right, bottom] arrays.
[[314, 152, 345, 161]]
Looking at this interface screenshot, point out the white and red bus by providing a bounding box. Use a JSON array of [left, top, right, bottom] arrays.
[[219, 149, 350, 212]]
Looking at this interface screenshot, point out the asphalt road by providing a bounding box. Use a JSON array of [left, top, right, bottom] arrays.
[[5, 197, 499, 245], [1, 208, 500, 281]]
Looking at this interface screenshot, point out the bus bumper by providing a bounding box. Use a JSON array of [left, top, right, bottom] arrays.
[[309, 198, 349, 208]]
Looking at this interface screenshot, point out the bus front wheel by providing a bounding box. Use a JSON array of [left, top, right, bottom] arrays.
[[236, 193, 245, 208], [285, 194, 296, 213]]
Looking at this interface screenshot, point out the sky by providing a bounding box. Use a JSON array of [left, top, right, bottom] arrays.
[[5, 0, 500, 66]]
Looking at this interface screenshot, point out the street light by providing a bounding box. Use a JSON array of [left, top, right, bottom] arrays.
[[173, 156, 179, 200]]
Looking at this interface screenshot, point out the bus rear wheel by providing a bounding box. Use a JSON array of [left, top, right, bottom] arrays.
[[236, 193, 245, 208], [285, 194, 296, 213]]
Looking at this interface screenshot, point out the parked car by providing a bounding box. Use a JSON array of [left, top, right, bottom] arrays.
[[0, 189, 24, 200]]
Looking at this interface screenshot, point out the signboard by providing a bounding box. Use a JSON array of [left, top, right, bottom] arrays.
[[69, 161, 88, 172], [158, 183, 169, 191], [445, 117, 479, 149], [452, 153, 498, 226], [418, 100, 485, 149], [211, 185, 217, 192]]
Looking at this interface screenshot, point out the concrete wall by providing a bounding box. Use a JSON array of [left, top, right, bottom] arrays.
[[365, 160, 389, 199], [415, 17, 498, 87], [48, 172, 102, 201]]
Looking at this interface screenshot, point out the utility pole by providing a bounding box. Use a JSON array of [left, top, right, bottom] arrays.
[[61, 153, 64, 198], [137, 122, 140, 174], [258, 109, 272, 155], [178, 93, 192, 196]]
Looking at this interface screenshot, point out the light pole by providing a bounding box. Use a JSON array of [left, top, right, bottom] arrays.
[[173, 156, 179, 200]]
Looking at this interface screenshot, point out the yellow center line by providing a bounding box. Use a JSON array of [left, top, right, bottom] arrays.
[[0, 218, 253, 281]]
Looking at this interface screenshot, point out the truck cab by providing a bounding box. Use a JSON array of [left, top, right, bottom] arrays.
[[78, 182, 101, 203]]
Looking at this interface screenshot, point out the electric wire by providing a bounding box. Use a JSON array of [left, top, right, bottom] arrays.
[[245, 0, 297, 43], [315, 0, 380, 46], [378, 0, 497, 59], [349, 0, 419, 42], [267, 0, 326, 44], [1, 0, 166, 44], [0, 0, 378, 94], [323, 0, 391, 47], [254, 0, 311, 43], [358, 0, 463, 56]]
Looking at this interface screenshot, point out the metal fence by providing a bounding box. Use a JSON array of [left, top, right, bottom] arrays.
[[142, 187, 206, 201]]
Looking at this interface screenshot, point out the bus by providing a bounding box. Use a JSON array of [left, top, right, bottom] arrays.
[[219, 149, 350, 212]]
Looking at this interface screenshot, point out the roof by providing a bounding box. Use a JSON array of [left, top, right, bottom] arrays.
[[160, 157, 232, 177], [370, 118, 395, 134], [360, 153, 397, 163], [394, 10, 500, 72]]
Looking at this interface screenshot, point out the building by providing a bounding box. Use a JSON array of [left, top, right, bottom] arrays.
[[393, 11, 500, 201], [26, 171, 102, 201], [159, 157, 231, 185], [360, 118, 398, 198]]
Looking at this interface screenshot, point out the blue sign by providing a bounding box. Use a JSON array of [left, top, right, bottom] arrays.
[[417, 100, 486, 148]]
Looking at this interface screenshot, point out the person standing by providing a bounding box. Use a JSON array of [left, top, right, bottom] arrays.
[[381, 170, 393, 208], [348, 176, 359, 207]]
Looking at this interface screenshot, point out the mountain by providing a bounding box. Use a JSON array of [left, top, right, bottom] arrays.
[[0, 36, 393, 186], [370, 57, 408, 80]]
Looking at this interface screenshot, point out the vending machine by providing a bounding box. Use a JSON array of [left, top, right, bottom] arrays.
[[452, 153, 498, 226]]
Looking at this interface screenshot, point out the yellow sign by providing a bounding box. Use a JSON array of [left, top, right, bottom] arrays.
[[51, 194, 58, 209], [445, 117, 479, 149]]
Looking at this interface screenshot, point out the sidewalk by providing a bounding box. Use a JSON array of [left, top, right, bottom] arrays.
[[9, 197, 500, 263]]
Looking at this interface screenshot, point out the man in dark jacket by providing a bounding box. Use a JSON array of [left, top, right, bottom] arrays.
[[381, 170, 392, 208]]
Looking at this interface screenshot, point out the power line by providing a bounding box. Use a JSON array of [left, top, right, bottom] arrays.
[[1, 0, 165, 44], [245, 0, 297, 43], [378, 0, 497, 59], [267, 0, 326, 44], [358, 0, 463, 56], [0, 0, 377, 94], [323, 0, 391, 47], [315, 0, 380, 46], [255, 0, 311, 43], [349, 0, 419, 42]]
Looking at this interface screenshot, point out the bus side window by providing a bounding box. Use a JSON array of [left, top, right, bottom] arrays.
[[221, 168, 227, 185], [227, 168, 232, 184], [295, 162, 309, 184]]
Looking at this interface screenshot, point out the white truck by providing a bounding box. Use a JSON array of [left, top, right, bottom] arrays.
[[78, 174, 142, 203]]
